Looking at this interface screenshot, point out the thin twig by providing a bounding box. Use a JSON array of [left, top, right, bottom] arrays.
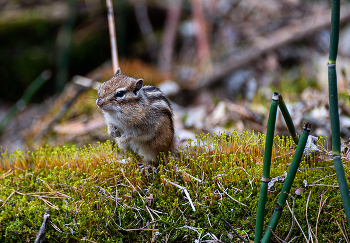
[[12, 190, 60, 210], [284, 192, 295, 242], [48, 219, 63, 233], [38, 178, 72, 199], [315, 195, 328, 238], [106, 177, 118, 227], [148, 207, 162, 221], [269, 226, 283, 243], [0, 190, 15, 209], [288, 236, 300, 242], [121, 168, 145, 204], [305, 191, 314, 243], [310, 228, 317, 243], [309, 184, 339, 188], [113, 219, 159, 231], [286, 200, 308, 242], [217, 181, 246, 207], [311, 173, 336, 185], [343, 218, 350, 243], [39, 197, 59, 210], [0, 169, 13, 179], [145, 205, 155, 222], [221, 218, 248, 243], [165, 208, 187, 243], [164, 178, 196, 211], [335, 220, 349, 243]]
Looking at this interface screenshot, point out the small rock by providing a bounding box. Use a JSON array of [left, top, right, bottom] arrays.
[[294, 187, 305, 196]]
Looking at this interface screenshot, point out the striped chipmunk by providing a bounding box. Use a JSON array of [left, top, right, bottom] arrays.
[[96, 68, 176, 167]]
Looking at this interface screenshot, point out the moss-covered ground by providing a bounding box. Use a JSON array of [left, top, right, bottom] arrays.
[[0, 132, 349, 242]]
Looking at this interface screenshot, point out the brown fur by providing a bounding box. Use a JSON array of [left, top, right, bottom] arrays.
[[96, 69, 176, 167]]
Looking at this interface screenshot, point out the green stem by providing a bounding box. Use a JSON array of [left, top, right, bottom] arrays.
[[328, 0, 350, 228], [254, 92, 279, 243], [0, 70, 51, 134], [328, 64, 350, 226], [328, 65, 341, 154], [277, 93, 299, 145], [261, 123, 311, 243], [329, 0, 340, 64]]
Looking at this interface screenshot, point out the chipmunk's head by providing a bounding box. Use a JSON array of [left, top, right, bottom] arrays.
[[96, 68, 144, 112]]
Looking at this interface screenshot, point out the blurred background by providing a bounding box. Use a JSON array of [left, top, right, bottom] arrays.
[[1, 0, 350, 152]]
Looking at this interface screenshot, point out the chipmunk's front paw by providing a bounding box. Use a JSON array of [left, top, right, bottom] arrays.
[[108, 124, 121, 138], [120, 134, 132, 143], [110, 127, 121, 138]]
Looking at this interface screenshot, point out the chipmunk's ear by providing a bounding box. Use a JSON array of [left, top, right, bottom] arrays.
[[134, 79, 143, 94], [113, 68, 121, 77]]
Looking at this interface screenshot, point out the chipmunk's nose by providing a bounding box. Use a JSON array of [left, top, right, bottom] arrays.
[[96, 98, 103, 107]]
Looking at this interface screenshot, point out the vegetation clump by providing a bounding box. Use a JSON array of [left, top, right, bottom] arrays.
[[0, 132, 348, 242]]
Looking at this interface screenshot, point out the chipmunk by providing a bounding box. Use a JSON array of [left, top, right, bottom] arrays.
[[96, 68, 176, 167]]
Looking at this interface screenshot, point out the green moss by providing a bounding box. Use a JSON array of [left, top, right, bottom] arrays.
[[0, 133, 348, 242]]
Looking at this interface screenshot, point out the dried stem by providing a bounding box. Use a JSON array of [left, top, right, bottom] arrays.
[[157, 0, 182, 76], [106, 0, 119, 72], [133, 0, 158, 62], [191, 0, 211, 70]]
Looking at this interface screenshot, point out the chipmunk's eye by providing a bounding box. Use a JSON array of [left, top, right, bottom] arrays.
[[115, 91, 126, 98]]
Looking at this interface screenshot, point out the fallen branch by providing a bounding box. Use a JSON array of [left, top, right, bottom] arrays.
[[34, 75, 100, 142], [198, 5, 350, 89]]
